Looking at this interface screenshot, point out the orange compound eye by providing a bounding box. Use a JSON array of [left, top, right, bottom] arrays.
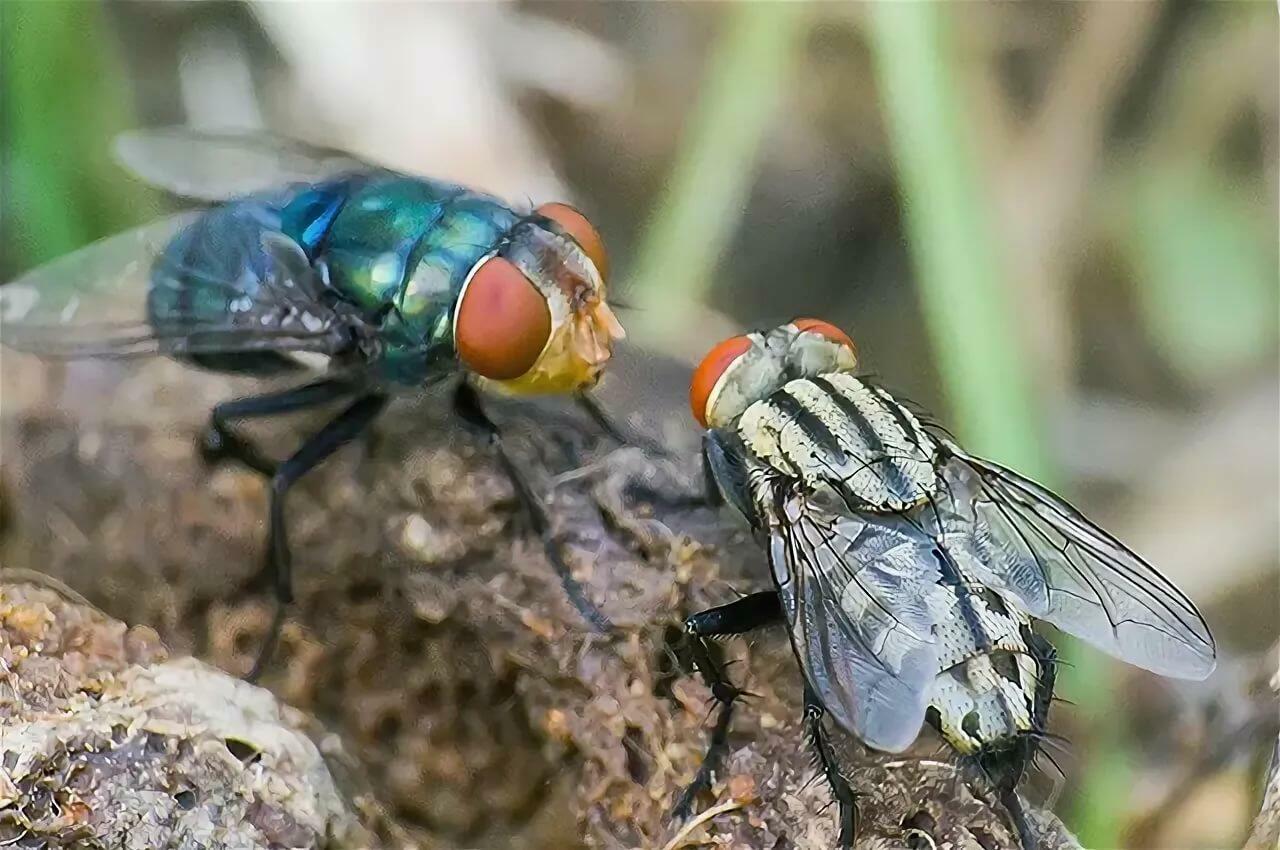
[[792, 318, 856, 354], [690, 335, 753, 428], [536, 202, 609, 281], [456, 257, 552, 380]]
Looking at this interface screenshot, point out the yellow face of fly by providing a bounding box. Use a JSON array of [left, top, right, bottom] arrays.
[[490, 293, 624, 395], [482, 216, 624, 397]]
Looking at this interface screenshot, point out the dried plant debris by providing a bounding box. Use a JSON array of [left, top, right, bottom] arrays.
[[0, 574, 377, 850]]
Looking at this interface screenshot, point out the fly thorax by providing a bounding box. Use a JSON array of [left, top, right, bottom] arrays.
[[735, 373, 939, 511], [737, 403, 796, 478]]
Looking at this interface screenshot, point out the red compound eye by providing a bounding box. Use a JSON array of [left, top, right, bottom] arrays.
[[792, 318, 857, 355], [689, 335, 753, 428], [456, 256, 552, 380], [536, 202, 609, 281]]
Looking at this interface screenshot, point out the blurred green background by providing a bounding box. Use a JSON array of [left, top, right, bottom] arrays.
[[2, 2, 1276, 848]]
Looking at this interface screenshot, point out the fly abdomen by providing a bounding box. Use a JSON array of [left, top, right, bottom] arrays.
[[929, 648, 1039, 755], [149, 200, 309, 376], [928, 554, 1040, 756], [736, 372, 938, 511]]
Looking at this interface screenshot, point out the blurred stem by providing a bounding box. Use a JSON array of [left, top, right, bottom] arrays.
[[2, 0, 154, 269], [629, 2, 807, 350], [866, 3, 1047, 478], [867, 5, 1124, 845], [1063, 650, 1130, 844]]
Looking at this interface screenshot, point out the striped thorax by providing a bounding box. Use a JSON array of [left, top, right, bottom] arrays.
[[737, 372, 939, 512], [690, 320, 940, 512]]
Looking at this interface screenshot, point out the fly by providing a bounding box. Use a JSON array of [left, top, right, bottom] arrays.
[[673, 319, 1216, 848], [0, 128, 628, 678]]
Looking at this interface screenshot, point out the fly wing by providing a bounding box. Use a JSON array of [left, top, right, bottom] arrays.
[[1, 206, 351, 359], [941, 449, 1216, 680], [767, 483, 943, 752], [115, 128, 367, 202]]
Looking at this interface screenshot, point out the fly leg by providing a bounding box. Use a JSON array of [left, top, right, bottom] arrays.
[[699, 442, 725, 507], [988, 632, 1058, 850], [192, 378, 370, 679], [966, 745, 1041, 850], [201, 377, 360, 476], [804, 686, 860, 849], [575, 390, 668, 456], [578, 397, 729, 513], [452, 381, 613, 633], [671, 592, 783, 821], [1000, 790, 1038, 850], [964, 745, 1041, 850], [249, 392, 388, 680]]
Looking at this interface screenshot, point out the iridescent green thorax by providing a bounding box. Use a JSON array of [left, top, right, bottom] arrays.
[[280, 173, 520, 384]]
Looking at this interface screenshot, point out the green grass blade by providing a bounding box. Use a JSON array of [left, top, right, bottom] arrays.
[[2, 0, 157, 271], [866, 3, 1048, 478], [630, 3, 808, 348]]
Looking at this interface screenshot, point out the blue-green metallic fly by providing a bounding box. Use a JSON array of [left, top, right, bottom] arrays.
[[0, 128, 626, 676]]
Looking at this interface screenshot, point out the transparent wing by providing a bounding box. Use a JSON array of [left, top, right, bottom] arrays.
[[115, 127, 368, 202], [0, 208, 351, 359], [767, 483, 943, 752], [942, 450, 1216, 680]]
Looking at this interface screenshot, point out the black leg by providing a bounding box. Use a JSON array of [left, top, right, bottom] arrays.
[[575, 390, 673, 457], [700, 444, 725, 508], [247, 392, 388, 681], [686, 591, 781, 637], [671, 592, 784, 821], [202, 377, 359, 476], [670, 635, 739, 821], [804, 686, 859, 849], [639, 439, 726, 511], [1000, 788, 1038, 850], [453, 381, 613, 633], [979, 630, 1055, 850], [607, 432, 730, 515]]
